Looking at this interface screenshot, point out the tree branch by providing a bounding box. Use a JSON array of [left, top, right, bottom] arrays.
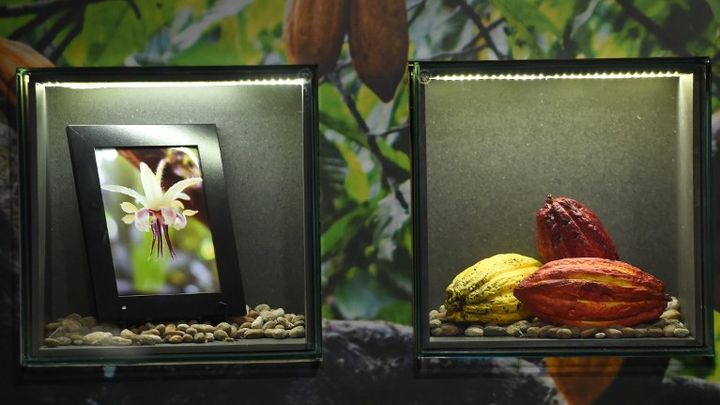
[[0, 0, 110, 17], [48, 9, 84, 62], [616, 0, 688, 56], [326, 72, 409, 210], [447, 0, 507, 60]]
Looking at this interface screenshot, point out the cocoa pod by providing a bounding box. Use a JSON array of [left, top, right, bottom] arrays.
[[545, 356, 624, 405], [535, 195, 619, 263], [513, 257, 666, 327], [348, 0, 408, 102], [0, 38, 53, 106], [284, 0, 348, 77]]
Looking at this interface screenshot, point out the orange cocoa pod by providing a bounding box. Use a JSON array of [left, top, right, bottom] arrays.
[[513, 257, 666, 328], [284, 0, 348, 77], [0, 38, 53, 106], [535, 194, 619, 263], [545, 356, 624, 405], [348, 0, 408, 102]]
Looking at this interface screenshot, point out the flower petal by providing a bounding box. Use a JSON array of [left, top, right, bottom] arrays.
[[161, 207, 177, 225], [140, 162, 163, 208], [182, 209, 198, 217], [101, 185, 147, 206], [121, 214, 135, 224], [175, 193, 191, 201], [120, 202, 138, 213], [162, 177, 202, 205], [173, 212, 188, 230], [134, 208, 151, 232], [171, 200, 185, 209]]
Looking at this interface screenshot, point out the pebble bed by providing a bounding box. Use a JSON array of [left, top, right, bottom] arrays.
[[43, 304, 306, 348], [429, 296, 690, 339]]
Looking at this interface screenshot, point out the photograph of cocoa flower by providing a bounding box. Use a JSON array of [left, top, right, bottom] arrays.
[[96, 146, 220, 296]]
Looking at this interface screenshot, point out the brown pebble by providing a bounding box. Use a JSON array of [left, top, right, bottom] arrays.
[[216, 322, 232, 334], [193, 333, 207, 343], [168, 335, 183, 344], [177, 323, 189, 332], [620, 327, 636, 338], [605, 328, 622, 338], [430, 328, 443, 337], [182, 334, 194, 343], [120, 329, 136, 339], [556, 328, 572, 339], [240, 322, 252, 329], [224, 337, 235, 342], [244, 329, 264, 339], [663, 324, 677, 337], [141, 329, 160, 336], [165, 323, 176, 334], [272, 329, 289, 339], [155, 324, 166, 335], [647, 327, 664, 337], [440, 323, 461, 336], [110, 336, 132, 346], [44, 338, 61, 347], [46, 322, 61, 331], [525, 327, 540, 338], [185, 327, 197, 336], [214, 330, 229, 340], [205, 332, 214, 342], [673, 328, 690, 337]]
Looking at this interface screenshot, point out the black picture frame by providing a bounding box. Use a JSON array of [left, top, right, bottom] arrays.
[[66, 124, 245, 323]]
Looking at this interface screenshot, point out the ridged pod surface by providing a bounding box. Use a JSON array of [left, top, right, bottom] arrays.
[[348, 0, 408, 102], [514, 257, 666, 327], [0, 38, 53, 105], [284, 0, 347, 77], [535, 195, 619, 263], [445, 253, 541, 325]]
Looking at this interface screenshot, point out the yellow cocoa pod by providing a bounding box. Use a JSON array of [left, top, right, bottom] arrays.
[[444, 253, 540, 325], [284, 0, 348, 77], [348, 0, 408, 102], [0, 38, 53, 106]]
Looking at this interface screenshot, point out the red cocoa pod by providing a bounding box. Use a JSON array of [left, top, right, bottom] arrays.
[[284, 0, 348, 77], [348, 0, 408, 102], [536, 195, 619, 263], [0, 38, 53, 106], [513, 257, 666, 327]]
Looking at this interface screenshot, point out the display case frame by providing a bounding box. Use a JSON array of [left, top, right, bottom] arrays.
[[17, 65, 322, 366], [409, 58, 713, 358]]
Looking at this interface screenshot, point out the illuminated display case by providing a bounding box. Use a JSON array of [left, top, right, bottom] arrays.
[[410, 58, 713, 357], [17, 66, 320, 366]]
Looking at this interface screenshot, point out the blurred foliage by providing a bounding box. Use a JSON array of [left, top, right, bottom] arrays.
[[1, 0, 719, 377]]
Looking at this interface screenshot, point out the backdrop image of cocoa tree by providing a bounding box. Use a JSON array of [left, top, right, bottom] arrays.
[[1, 0, 720, 395]]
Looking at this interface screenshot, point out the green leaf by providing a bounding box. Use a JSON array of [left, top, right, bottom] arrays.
[[376, 301, 412, 325], [131, 231, 168, 293], [333, 268, 395, 319], [326, 130, 370, 203], [321, 205, 370, 257], [375, 138, 410, 172]]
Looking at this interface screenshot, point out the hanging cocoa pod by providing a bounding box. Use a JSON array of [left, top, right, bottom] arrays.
[[348, 0, 408, 102], [535, 194, 619, 263], [284, 0, 348, 77], [0, 38, 53, 106]]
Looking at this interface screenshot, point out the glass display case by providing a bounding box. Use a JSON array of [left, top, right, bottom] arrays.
[[410, 58, 713, 357], [17, 66, 320, 366]]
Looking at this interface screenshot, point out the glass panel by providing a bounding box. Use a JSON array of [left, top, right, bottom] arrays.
[[19, 68, 319, 365], [413, 60, 711, 357]]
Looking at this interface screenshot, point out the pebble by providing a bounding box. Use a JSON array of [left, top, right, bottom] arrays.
[[205, 332, 214, 342], [185, 327, 197, 336], [556, 328, 572, 339], [483, 326, 507, 337], [263, 320, 278, 330], [213, 330, 229, 341], [272, 329, 289, 339], [240, 322, 252, 329], [182, 334, 194, 343], [667, 297, 680, 311], [168, 335, 183, 344], [594, 332, 606, 339], [673, 328, 690, 337], [244, 329, 264, 339], [80, 316, 97, 328], [605, 328, 622, 339], [110, 336, 132, 346], [83, 331, 113, 345], [289, 326, 305, 338], [634, 329, 648, 338], [647, 327, 664, 337], [56, 337, 72, 346], [155, 324, 166, 336], [61, 318, 85, 334], [506, 326, 523, 337], [440, 324, 461, 336], [177, 323, 189, 332], [661, 309, 681, 320], [538, 325, 554, 338], [134, 334, 162, 345], [464, 327, 484, 337], [620, 327, 637, 338], [120, 329, 136, 339], [580, 328, 599, 338], [663, 324, 677, 337], [251, 316, 264, 329], [44, 338, 61, 347], [193, 333, 207, 343], [46, 322, 61, 331], [430, 328, 443, 337], [141, 329, 160, 336], [216, 322, 232, 334], [525, 327, 540, 338], [255, 304, 271, 312]]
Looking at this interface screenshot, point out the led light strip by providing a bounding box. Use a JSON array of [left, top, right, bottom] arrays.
[[431, 71, 683, 81], [41, 78, 307, 89]]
